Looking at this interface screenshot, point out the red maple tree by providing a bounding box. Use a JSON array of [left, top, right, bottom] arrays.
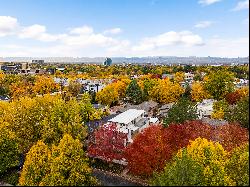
[[124, 120, 248, 177], [87, 122, 128, 162], [225, 91, 242, 105]]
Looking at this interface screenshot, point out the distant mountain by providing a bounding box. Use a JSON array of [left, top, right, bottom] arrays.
[[0, 56, 249, 64]]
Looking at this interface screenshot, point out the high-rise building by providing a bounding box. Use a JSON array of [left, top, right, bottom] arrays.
[[103, 57, 112, 66]]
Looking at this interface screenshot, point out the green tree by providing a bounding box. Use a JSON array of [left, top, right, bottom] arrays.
[[151, 149, 204, 186], [125, 79, 143, 104], [204, 70, 235, 100], [41, 98, 87, 145], [226, 143, 249, 186], [19, 134, 98, 186], [0, 122, 20, 175], [163, 98, 198, 127], [151, 138, 235, 186], [224, 97, 249, 128]]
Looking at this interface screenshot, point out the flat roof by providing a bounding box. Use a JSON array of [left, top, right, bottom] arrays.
[[108, 109, 145, 125]]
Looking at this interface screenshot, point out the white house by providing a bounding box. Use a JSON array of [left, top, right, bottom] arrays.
[[184, 72, 194, 82], [107, 109, 149, 143], [196, 99, 215, 119]]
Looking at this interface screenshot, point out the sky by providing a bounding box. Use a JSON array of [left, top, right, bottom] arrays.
[[0, 0, 249, 57]]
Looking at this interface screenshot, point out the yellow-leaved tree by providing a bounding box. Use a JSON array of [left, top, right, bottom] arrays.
[[150, 78, 184, 104], [19, 134, 99, 186], [151, 137, 236, 186], [191, 81, 210, 102], [33, 75, 59, 95]]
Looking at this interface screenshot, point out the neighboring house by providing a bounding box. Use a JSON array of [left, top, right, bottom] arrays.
[[184, 72, 194, 83], [118, 100, 158, 116], [158, 102, 174, 118], [162, 74, 174, 79], [234, 79, 249, 88], [196, 99, 215, 119], [107, 109, 149, 143], [149, 117, 159, 124]]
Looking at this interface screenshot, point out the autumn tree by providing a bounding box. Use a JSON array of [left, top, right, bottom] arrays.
[[151, 138, 235, 186], [125, 79, 143, 104], [224, 97, 249, 128], [211, 99, 229, 119], [88, 123, 128, 162], [203, 70, 235, 100], [96, 83, 119, 106], [66, 80, 82, 97], [191, 81, 210, 102], [225, 91, 242, 105], [33, 75, 59, 95], [124, 121, 214, 177], [0, 95, 88, 153], [150, 78, 184, 104], [163, 97, 198, 127], [41, 98, 87, 145], [0, 122, 20, 175], [216, 123, 249, 152], [225, 143, 249, 186], [80, 92, 101, 122], [19, 134, 98, 186], [174, 71, 185, 82]]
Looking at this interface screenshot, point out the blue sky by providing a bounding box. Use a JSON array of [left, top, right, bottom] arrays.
[[0, 0, 249, 57]]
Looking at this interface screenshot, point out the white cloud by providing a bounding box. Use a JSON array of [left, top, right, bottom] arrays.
[[103, 28, 122, 35], [61, 33, 116, 47], [18, 24, 65, 42], [195, 21, 213, 28], [132, 31, 204, 51], [198, 0, 222, 6], [0, 16, 18, 37], [1, 36, 248, 57], [69, 26, 93, 35], [232, 0, 249, 11], [0, 15, 248, 58]]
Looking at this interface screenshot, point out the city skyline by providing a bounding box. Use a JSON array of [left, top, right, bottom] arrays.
[[0, 0, 249, 57]]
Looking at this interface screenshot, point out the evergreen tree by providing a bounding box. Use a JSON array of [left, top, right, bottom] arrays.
[[163, 97, 198, 127], [125, 79, 143, 104]]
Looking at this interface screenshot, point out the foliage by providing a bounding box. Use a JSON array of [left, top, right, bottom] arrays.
[[0, 122, 20, 175], [96, 83, 119, 106], [41, 98, 87, 145], [33, 75, 59, 95], [224, 97, 249, 128], [191, 81, 210, 102], [215, 124, 249, 152], [125, 120, 248, 178], [125, 79, 143, 104], [204, 70, 235, 100], [151, 149, 205, 186], [152, 138, 235, 186], [149, 78, 184, 104], [163, 97, 198, 127], [211, 99, 229, 119], [19, 134, 98, 186], [225, 91, 243, 105], [174, 71, 185, 82], [1, 171, 19, 186], [88, 123, 128, 162], [124, 125, 170, 177], [124, 121, 214, 177], [0, 95, 88, 153], [225, 143, 249, 186], [66, 80, 82, 97]]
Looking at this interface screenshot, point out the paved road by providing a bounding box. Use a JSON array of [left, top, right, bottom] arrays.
[[93, 169, 145, 186]]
